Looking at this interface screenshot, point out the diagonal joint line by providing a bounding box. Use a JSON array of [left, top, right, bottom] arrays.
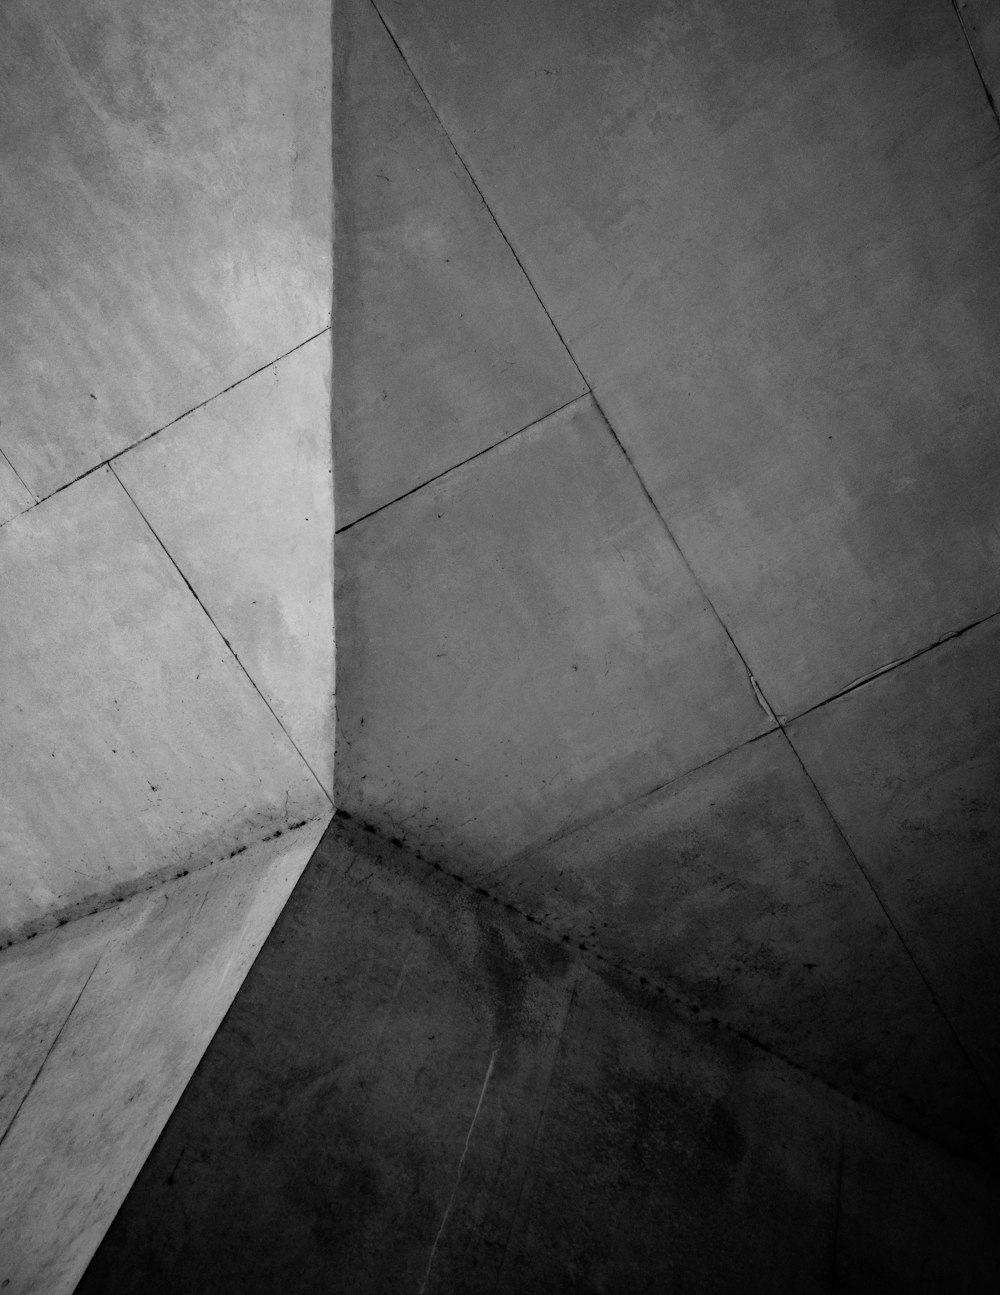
[[108, 463, 333, 806], [589, 393, 779, 726], [366, 0, 777, 727], [367, 0, 585, 388], [336, 392, 591, 534], [949, 0, 1000, 130], [782, 726, 1000, 1119], [16, 327, 331, 519], [0, 949, 104, 1154]]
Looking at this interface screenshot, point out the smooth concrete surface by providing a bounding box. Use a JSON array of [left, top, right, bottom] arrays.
[[336, 394, 771, 869], [332, 0, 583, 528], [114, 336, 336, 795], [326, 18, 1000, 1264], [2, 0, 336, 1282], [78, 821, 1000, 1294], [0, 921, 108, 1147], [503, 729, 998, 1157], [789, 614, 1000, 1106], [0, 454, 33, 527], [0, 467, 329, 946], [0, 0, 331, 499], [379, 0, 1000, 716], [3, 0, 996, 1285], [0, 816, 329, 1295]]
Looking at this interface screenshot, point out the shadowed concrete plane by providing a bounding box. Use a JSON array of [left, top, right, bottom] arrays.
[[4, 0, 1000, 1290]]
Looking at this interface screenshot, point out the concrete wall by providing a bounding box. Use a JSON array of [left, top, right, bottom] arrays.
[[6, 0, 999, 1285], [0, 1, 333, 1286], [331, 0, 1000, 1200], [78, 821, 1000, 1294]]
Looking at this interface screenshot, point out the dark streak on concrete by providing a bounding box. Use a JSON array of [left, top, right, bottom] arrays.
[[334, 392, 591, 536], [78, 816, 1000, 1293], [0, 818, 325, 954], [323, 819, 1000, 1177], [950, 0, 1000, 127]]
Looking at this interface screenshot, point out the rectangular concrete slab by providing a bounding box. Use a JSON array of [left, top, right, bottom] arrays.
[[0, 0, 331, 498], [504, 730, 997, 1159], [0, 468, 329, 944], [380, 0, 1000, 716], [0, 453, 34, 526], [788, 615, 1000, 1104], [335, 395, 771, 870], [332, 0, 584, 527], [0, 816, 329, 1295], [114, 336, 335, 796]]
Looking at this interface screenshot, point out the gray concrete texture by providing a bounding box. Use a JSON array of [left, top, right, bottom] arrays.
[[789, 617, 1000, 1105], [0, 820, 328, 1295], [4, 0, 1000, 1285], [333, 0, 1000, 1178], [375, 0, 1000, 718], [0, 0, 334, 1285], [336, 393, 772, 867], [0, 466, 328, 946], [333, 0, 584, 526], [113, 334, 336, 796], [0, 0, 331, 500], [79, 822, 1000, 1294]]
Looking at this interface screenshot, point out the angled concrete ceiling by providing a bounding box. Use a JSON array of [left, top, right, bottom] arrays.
[[3, 0, 1000, 1288], [333, 0, 1000, 1170]]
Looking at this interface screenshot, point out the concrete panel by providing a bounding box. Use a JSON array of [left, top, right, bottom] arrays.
[[114, 336, 335, 796], [335, 395, 770, 869], [0, 0, 331, 499], [79, 822, 1000, 1294], [0, 816, 329, 1295], [0, 468, 329, 945], [788, 616, 1000, 1104], [0, 454, 34, 527], [380, 0, 1000, 715], [333, 0, 583, 527], [504, 730, 996, 1156]]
